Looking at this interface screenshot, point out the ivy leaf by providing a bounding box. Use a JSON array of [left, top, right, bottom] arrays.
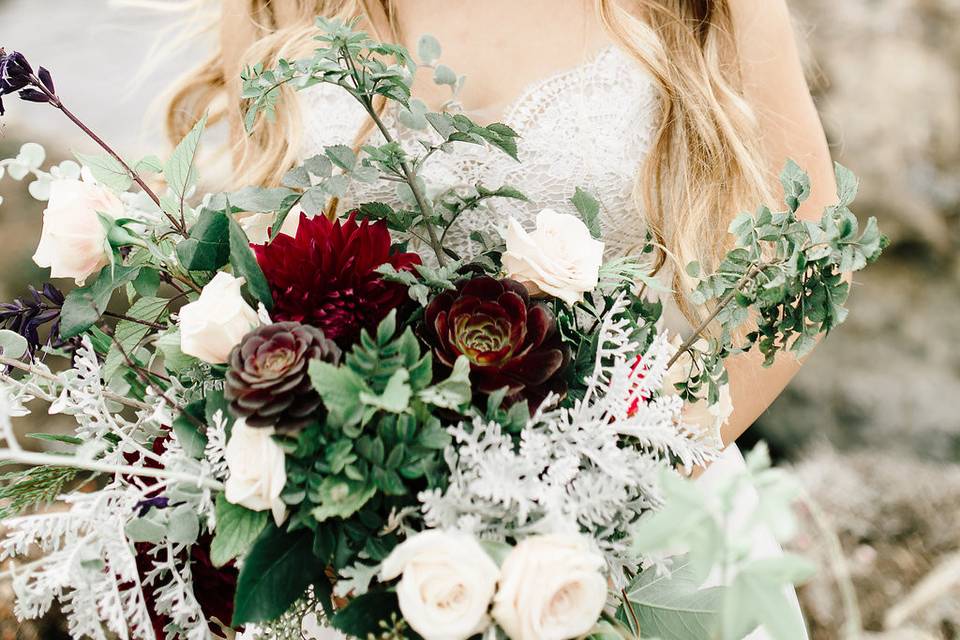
[[227, 215, 274, 309], [210, 494, 268, 567], [231, 524, 327, 625], [571, 187, 602, 238]]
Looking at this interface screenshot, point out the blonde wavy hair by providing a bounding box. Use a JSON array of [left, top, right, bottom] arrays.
[[158, 0, 772, 325]]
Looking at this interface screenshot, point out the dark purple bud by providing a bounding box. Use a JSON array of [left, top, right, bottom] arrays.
[[37, 66, 54, 94], [134, 496, 170, 517], [0, 50, 33, 93], [18, 88, 48, 104]]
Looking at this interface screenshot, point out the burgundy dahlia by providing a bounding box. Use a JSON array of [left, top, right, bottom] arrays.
[[224, 321, 341, 430], [424, 275, 570, 409], [253, 212, 421, 347]]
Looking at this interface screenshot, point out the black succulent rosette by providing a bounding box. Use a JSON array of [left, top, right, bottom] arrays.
[[224, 321, 341, 431], [424, 275, 570, 411]]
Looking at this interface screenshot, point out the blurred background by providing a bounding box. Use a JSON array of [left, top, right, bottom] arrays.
[[1, 0, 958, 638]]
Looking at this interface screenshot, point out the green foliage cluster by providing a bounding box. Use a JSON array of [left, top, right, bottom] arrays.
[[232, 311, 471, 625], [678, 162, 887, 405]]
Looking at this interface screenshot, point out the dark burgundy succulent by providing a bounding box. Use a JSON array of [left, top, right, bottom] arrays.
[[424, 275, 570, 410], [224, 321, 341, 430], [252, 212, 421, 348]]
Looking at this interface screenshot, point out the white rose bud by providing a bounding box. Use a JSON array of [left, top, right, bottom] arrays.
[[178, 271, 260, 364], [224, 418, 287, 525], [380, 530, 500, 640], [664, 336, 733, 446], [32, 178, 125, 285], [502, 209, 605, 306], [492, 533, 607, 640]]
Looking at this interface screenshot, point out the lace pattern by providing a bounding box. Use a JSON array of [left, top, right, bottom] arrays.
[[299, 46, 660, 261]]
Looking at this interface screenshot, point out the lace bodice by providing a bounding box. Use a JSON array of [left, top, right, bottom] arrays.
[[299, 45, 660, 261]]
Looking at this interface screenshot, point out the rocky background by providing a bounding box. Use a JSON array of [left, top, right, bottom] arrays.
[[0, 0, 958, 638]]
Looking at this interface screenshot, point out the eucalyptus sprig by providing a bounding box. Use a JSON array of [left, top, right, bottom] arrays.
[[241, 18, 523, 266], [673, 161, 887, 404]]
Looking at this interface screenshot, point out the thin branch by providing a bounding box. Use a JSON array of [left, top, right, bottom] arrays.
[[667, 266, 759, 369], [0, 449, 223, 490], [109, 334, 199, 427], [0, 355, 151, 411], [103, 311, 165, 331], [29, 76, 188, 237]]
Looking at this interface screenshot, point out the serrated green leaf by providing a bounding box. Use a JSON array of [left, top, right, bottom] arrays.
[[165, 115, 207, 208], [418, 355, 471, 410], [59, 265, 142, 338], [75, 152, 133, 192], [309, 360, 371, 428], [624, 557, 724, 640], [102, 296, 168, 382]]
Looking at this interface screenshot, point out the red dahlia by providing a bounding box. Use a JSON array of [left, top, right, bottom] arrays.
[[253, 212, 420, 346], [424, 275, 570, 410]]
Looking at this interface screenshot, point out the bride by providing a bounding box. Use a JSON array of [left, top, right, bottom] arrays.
[[164, 0, 834, 636]]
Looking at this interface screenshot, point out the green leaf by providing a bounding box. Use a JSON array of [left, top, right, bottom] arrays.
[[155, 330, 195, 373], [417, 355, 471, 410], [834, 162, 859, 208], [571, 187, 602, 238], [176, 209, 231, 271], [417, 34, 441, 64], [309, 360, 371, 428], [231, 524, 327, 625], [166, 503, 200, 544], [269, 193, 304, 242], [359, 369, 412, 413], [172, 400, 207, 459], [433, 64, 457, 85], [101, 296, 169, 383], [59, 265, 142, 338], [624, 557, 724, 640], [325, 145, 357, 172], [210, 494, 268, 567], [125, 516, 167, 544], [311, 476, 376, 522], [75, 152, 133, 192], [26, 432, 83, 445], [330, 590, 400, 637], [227, 215, 274, 309], [165, 115, 207, 207], [0, 330, 28, 359], [132, 268, 161, 298]]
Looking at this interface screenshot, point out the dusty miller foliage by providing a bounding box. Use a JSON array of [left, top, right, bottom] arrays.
[[420, 295, 717, 588]]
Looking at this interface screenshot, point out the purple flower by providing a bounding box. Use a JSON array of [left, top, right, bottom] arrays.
[[0, 49, 54, 115], [0, 283, 68, 356], [134, 496, 170, 517]]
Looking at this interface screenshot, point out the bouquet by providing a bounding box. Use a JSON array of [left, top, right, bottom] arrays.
[[0, 21, 884, 640]]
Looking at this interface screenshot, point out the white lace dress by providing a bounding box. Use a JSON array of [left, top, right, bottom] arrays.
[[299, 44, 807, 640]]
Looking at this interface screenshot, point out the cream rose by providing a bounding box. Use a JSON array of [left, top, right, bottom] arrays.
[[178, 272, 260, 364], [492, 533, 607, 640], [32, 178, 125, 285], [380, 530, 500, 640], [664, 336, 733, 446], [502, 209, 605, 306], [237, 204, 307, 244], [224, 419, 287, 525]]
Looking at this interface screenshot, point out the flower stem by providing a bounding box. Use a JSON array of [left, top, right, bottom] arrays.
[[667, 266, 760, 369], [29, 75, 188, 237], [341, 50, 447, 267], [103, 310, 166, 330], [0, 448, 223, 490], [0, 354, 151, 410]]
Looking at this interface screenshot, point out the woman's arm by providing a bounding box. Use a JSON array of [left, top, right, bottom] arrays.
[[720, 0, 837, 445]]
